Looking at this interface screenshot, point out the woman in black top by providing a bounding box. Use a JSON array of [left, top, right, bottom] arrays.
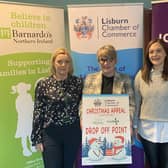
[[82, 44, 135, 168], [31, 48, 83, 168]]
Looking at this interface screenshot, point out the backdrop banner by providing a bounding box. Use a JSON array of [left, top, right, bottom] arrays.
[[0, 2, 65, 168], [68, 3, 143, 79], [152, 0, 168, 46], [68, 3, 144, 168]]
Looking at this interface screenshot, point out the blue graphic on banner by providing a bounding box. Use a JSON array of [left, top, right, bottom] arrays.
[[71, 52, 100, 78], [116, 48, 143, 79], [72, 48, 143, 79]]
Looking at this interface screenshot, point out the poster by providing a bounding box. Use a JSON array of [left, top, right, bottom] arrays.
[[82, 94, 131, 166], [68, 3, 143, 79], [152, 0, 168, 46], [0, 2, 65, 167]]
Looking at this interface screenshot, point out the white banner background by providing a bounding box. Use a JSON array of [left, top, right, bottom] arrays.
[[68, 3, 144, 168]]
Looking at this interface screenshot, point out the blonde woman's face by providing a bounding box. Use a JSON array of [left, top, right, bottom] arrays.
[[54, 54, 70, 80], [149, 42, 166, 69]]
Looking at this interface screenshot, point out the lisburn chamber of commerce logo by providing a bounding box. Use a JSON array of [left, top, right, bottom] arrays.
[[74, 16, 94, 39], [93, 99, 102, 107]]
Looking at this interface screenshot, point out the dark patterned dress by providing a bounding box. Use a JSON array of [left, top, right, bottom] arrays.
[[31, 75, 83, 146]]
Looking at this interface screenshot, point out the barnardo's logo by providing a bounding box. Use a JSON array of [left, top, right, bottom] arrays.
[[0, 27, 11, 39], [0, 26, 53, 44], [74, 16, 94, 39]]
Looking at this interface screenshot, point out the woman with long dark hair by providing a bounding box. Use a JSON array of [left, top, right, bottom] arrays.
[[134, 39, 168, 168]]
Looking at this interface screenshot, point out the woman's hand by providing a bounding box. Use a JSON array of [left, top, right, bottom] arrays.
[[36, 143, 44, 152]]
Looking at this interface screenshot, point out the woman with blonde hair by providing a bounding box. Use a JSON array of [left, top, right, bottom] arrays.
[[31, 48, 83, 168], [82, 44, 135, 168]]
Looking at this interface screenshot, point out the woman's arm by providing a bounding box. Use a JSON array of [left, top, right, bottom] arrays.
[[31, 80, 45, 146]]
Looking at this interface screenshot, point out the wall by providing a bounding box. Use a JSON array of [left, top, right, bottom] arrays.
[[1, 0, 152, 8]]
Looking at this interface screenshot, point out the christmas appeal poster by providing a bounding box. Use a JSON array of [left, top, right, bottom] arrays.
[[82, 94, 132, 166]]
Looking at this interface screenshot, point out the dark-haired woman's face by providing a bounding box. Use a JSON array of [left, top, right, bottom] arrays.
[[148, 42, 166, 69]]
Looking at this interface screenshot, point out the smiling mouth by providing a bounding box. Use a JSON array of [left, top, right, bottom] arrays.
[[151, 57, 160, 60], [152, 59, 160, 62], [103, 67, 111, 70]]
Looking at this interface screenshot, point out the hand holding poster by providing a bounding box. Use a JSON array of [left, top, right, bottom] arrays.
[[82, 94, 131, 166]]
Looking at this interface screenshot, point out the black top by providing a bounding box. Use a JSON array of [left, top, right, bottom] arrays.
[[101, 75, 114, 94], [31, 75, 83, 145]]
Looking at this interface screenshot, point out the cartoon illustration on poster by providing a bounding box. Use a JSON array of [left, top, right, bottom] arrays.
[[11, 82, 36, 157]]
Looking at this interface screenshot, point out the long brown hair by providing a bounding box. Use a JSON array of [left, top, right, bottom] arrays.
[[141, 38, 168, 84]]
